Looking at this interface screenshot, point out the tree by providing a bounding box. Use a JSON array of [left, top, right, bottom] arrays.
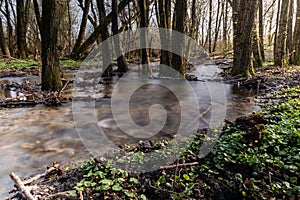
[[138, 0, 151, 76], [229, 0, 259, 77], [72, 0, 91, 55], [16, 0, 28, 58], [274, 0, 290, 67], [171, 0, 187, 76], [96, 0, 113, 77], [258, 0, 265, 61], [292, 0, 300, 65], [112, 0, 128, 73], [0, 17, 11, 57], [40, 0, 63, 91]]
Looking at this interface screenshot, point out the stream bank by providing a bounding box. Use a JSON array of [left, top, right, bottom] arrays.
[[3, 64, 300, 199]]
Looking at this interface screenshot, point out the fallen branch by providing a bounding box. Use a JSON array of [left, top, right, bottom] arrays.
[[9, 172, 36, 200], [22, 167, 57, 185], [47, 191, 78, 200], [160, 162, 199, 170]]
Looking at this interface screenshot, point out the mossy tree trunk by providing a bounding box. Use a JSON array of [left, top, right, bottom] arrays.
[[41, 0, 62, 91]]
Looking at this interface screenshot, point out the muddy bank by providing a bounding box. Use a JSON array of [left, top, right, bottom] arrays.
[[222, 65, 300, 93]]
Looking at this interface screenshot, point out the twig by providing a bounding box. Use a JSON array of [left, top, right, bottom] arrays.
[[57, 80, 70, 97], [22, 167, 57, 185], [160, 162, 199, 170], [47, 191, 78, 200], [9, 172, 36, 200]]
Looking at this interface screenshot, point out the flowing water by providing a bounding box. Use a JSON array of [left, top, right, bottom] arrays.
[[0, 65, 260, 198]]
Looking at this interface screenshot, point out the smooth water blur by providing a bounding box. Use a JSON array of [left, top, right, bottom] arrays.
[[0, 65, 260, 198]]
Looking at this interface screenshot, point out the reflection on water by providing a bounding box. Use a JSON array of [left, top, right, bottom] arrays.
[[0, 65, 260, 198]]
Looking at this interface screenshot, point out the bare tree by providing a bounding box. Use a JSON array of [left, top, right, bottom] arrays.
[[41, 0, 63, 90], [229, 0, 259, 76], [112, 0, 128, 73], [0, 17, 11, 57], [292, 0, 300, 65], [16, 0, 28, 58], [274, 0, 290, 67]]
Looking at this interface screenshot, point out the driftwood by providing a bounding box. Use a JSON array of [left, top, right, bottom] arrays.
[[9, 172, 36, 200], [8, 166, 60, 200]]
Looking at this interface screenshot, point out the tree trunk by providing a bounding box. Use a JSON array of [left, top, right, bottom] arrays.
[[258, 0, 265, 61], [253, 25, 263, 68], [41, 0, 63, 91], [208, 0, 212, 53], [213, 0, 223, 52], [223, 0, 228, 50], [274, 0, 290, 67], [96, 0, 113, 77], [5, 0, 13, 55], [287, 0, 294, 62], [292, 0, 300, 65], [72, 0, 91, 55], [112, 0, 128, 73], [231, 0, 258, 77], [16, 0, 28, 58], [171, 0, 187, 76], [158, 0, 171, 76], [274, 0, 281, 61], [0, 17, 11, 57], [139, 0, 151, 76]]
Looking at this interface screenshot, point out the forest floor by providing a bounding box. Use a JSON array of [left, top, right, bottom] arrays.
[[2, 59, 300, 200]]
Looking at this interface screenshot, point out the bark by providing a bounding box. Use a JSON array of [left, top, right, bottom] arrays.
[[274, 0, 281, 60], [16, 0, 28, 58], [41, 0, 63, 91], [287, 0, 294, 61], [208, 0, 213, 53], [223, 0, 228, 49], [139, 0, 151, 76], [258, 0, 265, 61], [112, 0, 128, 73], [32, 0, 41, 30], [171, 0, 187, 76], [292, 0, 300, 64], [267, 5, 274, 46], [158, 0, 171, 76], [274, 0, 290, 67], [213, 0, 223, 52], [4, 0, 13, 54], [231, 0, 258, 77], [96, 0, 113, 77], [253, 25, 263, 68], [0, 17, 11, 57]]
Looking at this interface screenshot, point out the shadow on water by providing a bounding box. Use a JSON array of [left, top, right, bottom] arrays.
[[0, 64, 260, 198]]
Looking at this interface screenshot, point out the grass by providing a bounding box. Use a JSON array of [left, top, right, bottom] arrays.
[[0, 59, 83, 70]]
